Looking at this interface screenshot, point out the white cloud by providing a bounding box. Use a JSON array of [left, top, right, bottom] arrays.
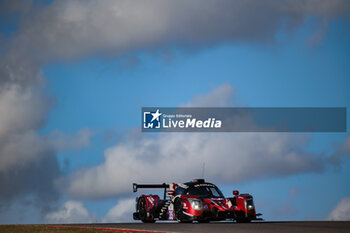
[[46, 199, 135, 223], [0, 84, 51, 171], [46, 200, 94, 223], [47, 128, 94, 151], [0, 58, 61, 213], [103, 198, 135, 223], [0, 58, 94, 222], [184, 83, 235, 107], [326, 136, 350, 166], [66, 84, 325, 199], [327, 197, 350, 221], [67, 132, 324, 199], [7, 0, 350, 62]]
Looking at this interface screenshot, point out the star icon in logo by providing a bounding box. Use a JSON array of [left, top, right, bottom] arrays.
[[151, 109, 162, 122]]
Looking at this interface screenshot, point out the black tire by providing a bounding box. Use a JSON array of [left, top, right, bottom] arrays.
[[137, 197, 156, 223], [174, 199, 192, 223]]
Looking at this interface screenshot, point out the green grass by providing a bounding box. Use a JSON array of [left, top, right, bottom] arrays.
[[0, 225, 138, 233]]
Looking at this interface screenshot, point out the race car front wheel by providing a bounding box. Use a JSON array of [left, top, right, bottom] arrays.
[[174, 199, 192, 223]]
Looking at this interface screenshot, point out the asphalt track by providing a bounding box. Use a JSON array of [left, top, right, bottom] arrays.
[[70, 221, 350, 233]]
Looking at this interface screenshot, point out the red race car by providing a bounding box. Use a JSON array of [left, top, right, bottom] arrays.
[[132, 179, 262, 223]]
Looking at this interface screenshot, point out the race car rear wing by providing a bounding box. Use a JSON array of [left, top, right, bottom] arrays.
[[133, 183, 170, 199]]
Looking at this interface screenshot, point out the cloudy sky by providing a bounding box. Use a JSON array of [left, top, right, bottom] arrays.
[[0, 0, 350, 224]]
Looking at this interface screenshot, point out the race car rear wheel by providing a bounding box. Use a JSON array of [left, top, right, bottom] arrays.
[[137, 197, 155, 223], [174, 199, 192, 223]]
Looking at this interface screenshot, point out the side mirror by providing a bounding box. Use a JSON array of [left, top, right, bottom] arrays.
[[233, 190, 239, 195], [167, 190, 175, 196]]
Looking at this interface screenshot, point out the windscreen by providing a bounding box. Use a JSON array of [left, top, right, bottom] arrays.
[[185, 184, 224, 198]]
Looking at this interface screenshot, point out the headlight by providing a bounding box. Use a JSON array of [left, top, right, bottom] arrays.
[[246, 198, 254, 210], [188, 198, 202, 210]]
